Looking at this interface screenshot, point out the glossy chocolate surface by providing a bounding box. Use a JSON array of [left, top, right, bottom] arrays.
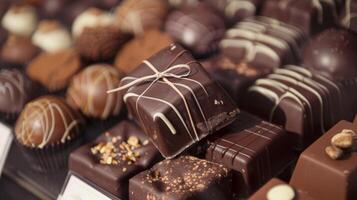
[[262, 0, 337, 35], [290, 120, 357, 200], [120, 44, 239, 158], [303, 28, 357, 81], [206, 112, 293, 198], [69, 120, 162, 199], [129, 156, 233, 200]]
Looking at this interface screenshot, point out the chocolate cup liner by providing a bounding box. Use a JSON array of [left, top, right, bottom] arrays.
[[15, 135, 83, 173]]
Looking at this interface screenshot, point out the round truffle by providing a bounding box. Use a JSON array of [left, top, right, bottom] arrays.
[[66, 64, 124, 119], [1, 4, 38, 37], [114, 29, 173, 74], [115, 0, 168, 35], [73, 8, 129, 61], [32, 20, 72, 52], [0, 69, 37, 115], [27, 49, 81, 91], [303, 28, 357, 80], [0, 34, 40, 64], [15, 96, 84, 148], [165, 4, 225, 56]]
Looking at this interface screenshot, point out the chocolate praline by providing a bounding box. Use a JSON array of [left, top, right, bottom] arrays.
[[66, 64, 124, 119], [303, 28, 357, 81]]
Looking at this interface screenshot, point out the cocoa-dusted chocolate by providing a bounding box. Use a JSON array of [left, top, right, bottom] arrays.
[[165, 4, 225, 57], [32, 20, 72, 53], [69, 120, 162, 199], [0, 34, 40, 65], [261, 0, 337, 35], [66, 64, 124, 119], [129, 156, 233, 200], [1, 4, 38, 37], [114, 29, 173, 74], [108, 44, 239, 158], [303, 28, 357, 81], [290, 120, 357, 200], [26, 49, 81, 92], [73, 8, 130, 62], [15, 96, 84, 148], [206, 112, 294, 198], [115, 0, 168, 35]]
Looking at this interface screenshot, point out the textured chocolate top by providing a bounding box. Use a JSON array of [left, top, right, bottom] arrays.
[[15, 96, 84, 148], [69, 120, 162, 199], [66, 64, 124, 119], [129, 156, 233, 200]]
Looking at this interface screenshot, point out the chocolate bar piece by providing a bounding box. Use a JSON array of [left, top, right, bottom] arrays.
[[129, 156, 233, 200], [202, 54, 272, 102], [205, 112, 294, 198], [242, 66, 345, 149], [340, 0, 357, 33], [111, 44, 239, 158], [248, 178, 314, 200], [261, 0, 337, 35], [220, 16, 306, 69], [165, 4, 226, 57], [290, 120, 357, 200], [69, 121, 162, 199]]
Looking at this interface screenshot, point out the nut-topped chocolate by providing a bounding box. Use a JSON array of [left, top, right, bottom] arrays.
[[129, 156, 233, 200], [69, 120, 162, 199], [66, 64, 124, 119], [115, 0, 169, 35], [32, 20, 72, 52], [1, 4, 38, 37], [15, 96, 84, 148]]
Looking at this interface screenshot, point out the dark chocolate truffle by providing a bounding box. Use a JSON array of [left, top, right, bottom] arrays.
[[0, 34, 40, 65], [0, 69, 37, 117], [129, 156, 233, 200], [303, 28, 357, 81], [27, 49, 81, 92], [114, 29, 173, 74], [15, 96, 84, 148], [115, 0, 168, 35], [66, 64, 124, 119], [165, 4, 225, 56], [69, 120, 162, 199]]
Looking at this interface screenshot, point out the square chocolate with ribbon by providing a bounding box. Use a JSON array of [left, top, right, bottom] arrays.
[[109, 44, 239, 158]]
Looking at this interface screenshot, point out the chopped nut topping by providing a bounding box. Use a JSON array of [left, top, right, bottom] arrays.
[[325, 145, 343, 160], [331, 130, 354, 149]]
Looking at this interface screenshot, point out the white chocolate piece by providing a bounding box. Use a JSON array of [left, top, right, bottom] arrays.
[[267, 184, 295, 200], [32, 22, 72, 52], [1, 5, 38, 37], [72, 8, 114, 37]]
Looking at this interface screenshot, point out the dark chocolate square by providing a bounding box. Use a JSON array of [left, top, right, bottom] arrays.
[[120, 44, 239, 158], [129, 156, 233, 200], [69, 120, 162, 199]]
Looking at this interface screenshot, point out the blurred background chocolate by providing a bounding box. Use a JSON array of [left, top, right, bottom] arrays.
[[303, 28, 357, 81], [165, 3, 225, 57], [38, 0, 69, 19], [115, 0, 168, 35], [261, 0, 337, 35], [340, 0, 357, 33], [66, 64, 124, 119], [114, 29, 173, 74], [1, 4, 38, 37], [62, 0, 97, 26], [0, 34, 40, 65], [26, 49, 81, 92]]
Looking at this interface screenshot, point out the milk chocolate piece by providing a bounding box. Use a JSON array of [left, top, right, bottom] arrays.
[[303, 28, 357, 81], [165, 4, 225, 57], [129, 156, 233, 200], [340, 0, 357, 33], [69, 121, 162, 199], [206, 112, 294, 198], [290, 120, 357, 200], [262, 0, 337, 35], [114, 44, 239, 158], [248, 178, 315, 200], [242, 66, 345, 149]]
